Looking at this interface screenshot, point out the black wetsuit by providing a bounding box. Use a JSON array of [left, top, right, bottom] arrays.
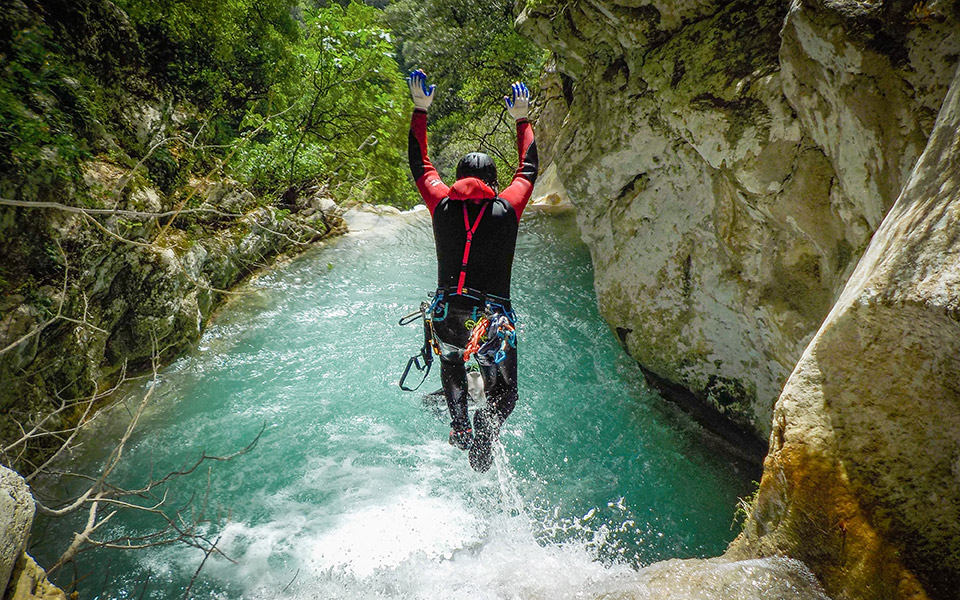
[[408, 108, 538, 460]]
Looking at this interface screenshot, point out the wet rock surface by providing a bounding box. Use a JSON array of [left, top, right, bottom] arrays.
[[638, 556, 831, 599]]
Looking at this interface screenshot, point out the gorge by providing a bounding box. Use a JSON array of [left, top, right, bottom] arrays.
[[2, 0, 960, 598]]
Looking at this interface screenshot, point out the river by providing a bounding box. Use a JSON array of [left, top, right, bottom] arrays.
[[31, 207, 757, 599]]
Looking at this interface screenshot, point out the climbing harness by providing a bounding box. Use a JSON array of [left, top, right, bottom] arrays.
[[432, 286, 516, 323], [398, 288, 517, 391], [398, 301, 439, 392]]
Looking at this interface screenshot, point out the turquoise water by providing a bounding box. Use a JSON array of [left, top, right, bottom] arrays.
[[31, 208, 756, 599]]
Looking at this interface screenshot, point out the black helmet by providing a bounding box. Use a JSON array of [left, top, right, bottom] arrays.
[[456, 152, 497, 189]]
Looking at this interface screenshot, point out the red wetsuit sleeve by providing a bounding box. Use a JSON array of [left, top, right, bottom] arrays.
[[499, 119, 539, 220], [408, 109, 449, 215]]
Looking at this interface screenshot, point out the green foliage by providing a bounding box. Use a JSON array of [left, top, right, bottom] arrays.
[[0, 4, 96, 192], [521, 0, 559, 10], [2, 0, 539, 212], [144, 147, 183, 194], [112, 0, 301, 117], [732, 481, 760, 530], [384, 0, 543, 187], [229, 2, 416, 206]]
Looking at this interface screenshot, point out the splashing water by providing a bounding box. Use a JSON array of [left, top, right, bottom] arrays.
[[30, 208, 758, 599]]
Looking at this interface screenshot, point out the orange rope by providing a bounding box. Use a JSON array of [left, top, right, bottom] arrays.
[[462, 316, 489, 362]]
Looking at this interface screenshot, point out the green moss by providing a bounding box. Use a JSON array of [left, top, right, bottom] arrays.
[[0, 5, 104, 195], [144, 147, 182, 194]]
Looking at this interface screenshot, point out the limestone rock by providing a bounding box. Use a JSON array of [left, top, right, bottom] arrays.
[[128, 186, 163, 214], [779, 0, 960, 256], [0, 304, 43, 375], [730, 60, 960, 600], [296, 186, 341, 219], [0, 466, 34, 597], [529, 58, 570, 168], [7, 555, 66, 600], [637, 556, 830, 599], [81, 160, 125, 192], [315, 196, 340, 218], [529, 163, 572, 207], [204, 179, 258, 215], [131, 104, 162, 147], [521, 0, 817, 439], [518, 0, 960, 440]]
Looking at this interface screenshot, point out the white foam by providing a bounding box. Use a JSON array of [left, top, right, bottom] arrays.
[[305, 485, 483, 577], [185, 443, 645, 600]]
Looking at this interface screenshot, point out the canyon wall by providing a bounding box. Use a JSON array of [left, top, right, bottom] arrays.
[[518, 0, 959, 442], [519, 1, 960, 597], [730, 58, 960, 600]]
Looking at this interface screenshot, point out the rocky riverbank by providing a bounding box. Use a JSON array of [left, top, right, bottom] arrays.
[[0, 175, 344, 599], [0, 0, 352, 478], [0, 174, 344, 473]]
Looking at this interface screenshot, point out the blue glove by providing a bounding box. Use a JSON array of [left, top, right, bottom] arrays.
[[407, 69, 436, 111], [504, 81, 530, 120]]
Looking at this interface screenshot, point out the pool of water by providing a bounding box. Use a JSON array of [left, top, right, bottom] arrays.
[[30, 207, 757, 599]]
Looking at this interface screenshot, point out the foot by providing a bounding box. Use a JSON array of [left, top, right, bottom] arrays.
[[449, 427, 473, 450], [469, 411, 497, 472]]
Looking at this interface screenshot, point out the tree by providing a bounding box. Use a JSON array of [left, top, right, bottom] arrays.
[[229, 2, 416, 206], [111, 0, 302, 117]]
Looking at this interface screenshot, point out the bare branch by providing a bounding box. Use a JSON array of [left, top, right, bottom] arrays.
[[183, 532, 225, 599], [78, 210, 156, 248], [4, 101, 300, 586], [23, 395, 97, 483], [36, 354, 159, 518], [0, 197, 245, 220], [113, 135, 188, 197], [123, 423, 265, 495], [0, 240, 69, 357], [154, 103, 296, 244], [49, 499, 105, 572], [282, 570, 300, 593]]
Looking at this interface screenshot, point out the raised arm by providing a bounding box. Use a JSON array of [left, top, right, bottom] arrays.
[[499, 82, 539, 218], [406, 69, 448, 215]]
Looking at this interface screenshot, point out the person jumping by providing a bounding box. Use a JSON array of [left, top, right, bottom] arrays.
[[406, 69, 538, 472]]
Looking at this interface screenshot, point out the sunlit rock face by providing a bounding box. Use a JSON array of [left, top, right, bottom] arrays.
[[518, 0, 960, 441], [730, 61, 960, 600], [0, 466, 33, 596]]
